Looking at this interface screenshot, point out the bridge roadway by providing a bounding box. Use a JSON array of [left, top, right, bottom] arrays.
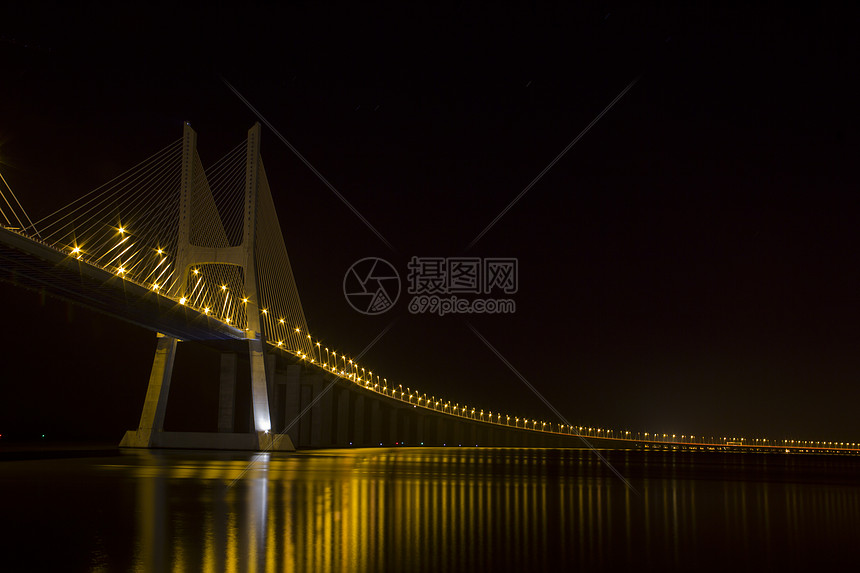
[[0, 226, 242, 342], [3, 225, 859, 455]]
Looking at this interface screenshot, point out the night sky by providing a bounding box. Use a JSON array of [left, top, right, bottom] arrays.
[[1, 4, 858, 443]]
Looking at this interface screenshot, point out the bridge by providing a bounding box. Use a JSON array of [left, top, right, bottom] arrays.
[[1, 123, 857, 455]]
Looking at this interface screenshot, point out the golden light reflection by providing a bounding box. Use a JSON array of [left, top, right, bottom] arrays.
[[122, 449, 860, 572]]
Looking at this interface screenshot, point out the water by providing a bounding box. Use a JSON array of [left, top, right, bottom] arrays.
[[1, 447, 858, 571]]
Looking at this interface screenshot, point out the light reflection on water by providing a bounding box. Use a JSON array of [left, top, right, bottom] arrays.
[[2, 448, 859, 571]]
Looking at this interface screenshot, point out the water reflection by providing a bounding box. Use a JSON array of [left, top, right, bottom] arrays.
[[99, 449, 860, 571]]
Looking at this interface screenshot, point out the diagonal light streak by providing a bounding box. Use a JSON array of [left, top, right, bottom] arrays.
[[0, 169, 41, 237], [466, 321, 638, 494], [466, 76, 640, 250], [227, 319, 398, 487], [221, 77, 395, 251]]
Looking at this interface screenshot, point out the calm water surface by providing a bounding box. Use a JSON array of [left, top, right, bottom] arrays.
[[1, 448, 858, 571]]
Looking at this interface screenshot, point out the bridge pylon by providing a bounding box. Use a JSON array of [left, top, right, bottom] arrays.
[[120, 123, 293, 451]]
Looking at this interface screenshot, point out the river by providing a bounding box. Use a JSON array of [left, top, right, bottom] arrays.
[[1, 447, 858, 571]]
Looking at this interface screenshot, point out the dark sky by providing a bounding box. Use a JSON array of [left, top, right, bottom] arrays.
[[1, 3, 858, 442]]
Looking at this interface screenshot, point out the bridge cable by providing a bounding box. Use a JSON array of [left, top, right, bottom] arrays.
[[0, 170, 41, 237]]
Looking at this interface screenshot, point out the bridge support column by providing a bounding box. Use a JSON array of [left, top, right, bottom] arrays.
[[120, 334, 177, 448], [311, 376, 326, 446], [283, 364, 301, 442], [266, 353, 276, 409], [336, 387, 350, 446], [299, 383, 312, 447], [436, 417, 446, 445], [415, 415, 424, 445], [388, 408, 399, 445], [353, 394, 365, 446], [248, 337, 278, 449], [218, 352, 237, 432], [370, 400, 381, 445], [319, 377, 334, 446]]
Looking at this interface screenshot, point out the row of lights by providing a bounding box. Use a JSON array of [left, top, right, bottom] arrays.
[[68, 227, 180, 303], [68, 227, 315, 339], [256, 331, 860, 452]]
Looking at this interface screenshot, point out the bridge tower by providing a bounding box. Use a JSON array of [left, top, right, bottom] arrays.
[[120, 123, 292, 451]]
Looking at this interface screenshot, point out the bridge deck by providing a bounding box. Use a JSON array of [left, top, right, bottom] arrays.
[[0, 226, 244, 342]]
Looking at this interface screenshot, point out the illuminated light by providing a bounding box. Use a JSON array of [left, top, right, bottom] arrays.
[[242, 298, 249, 304], [295, 327, 301, 333], [225, 317, 231, 323], [70, 246, 81, 255], [179, 297, 186, 305], [152, 283, 159, 290], [262, 309, 268, 314], [116, 267, 125, 274], [277, 341, 283, 347], [192, 269, 199, 275], [118, 227, 125, 234], [204, 307, 210, 314], [279, 318, 285, 324], [156, 248, 163, 255], [220, 285, 227, 291]]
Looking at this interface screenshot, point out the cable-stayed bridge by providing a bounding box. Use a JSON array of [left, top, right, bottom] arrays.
[[1, 123, 857, 455]]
